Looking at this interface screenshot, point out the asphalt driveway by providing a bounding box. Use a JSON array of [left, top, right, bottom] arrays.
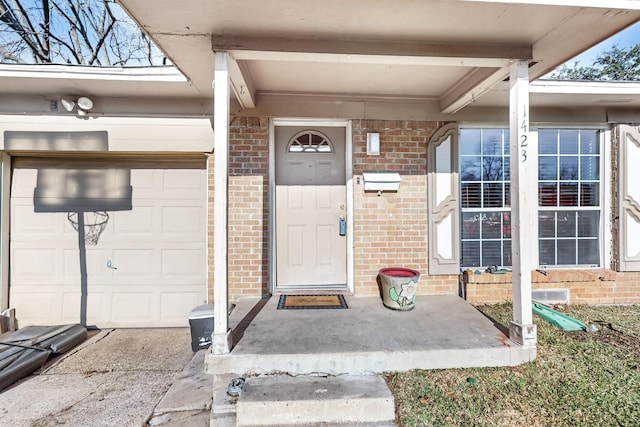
[[0, 328, 212, 426]]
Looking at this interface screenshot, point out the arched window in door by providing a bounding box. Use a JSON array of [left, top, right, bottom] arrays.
[[287, 130, 334, 153]]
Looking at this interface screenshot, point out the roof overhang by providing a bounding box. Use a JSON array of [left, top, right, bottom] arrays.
[[2, 1, 640, 119], [115, 0, 640, 115]]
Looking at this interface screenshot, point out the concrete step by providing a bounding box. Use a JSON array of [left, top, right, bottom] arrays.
[[235, 375, 396, 426]]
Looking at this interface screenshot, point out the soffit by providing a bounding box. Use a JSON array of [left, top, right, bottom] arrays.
[[116, 0, 640, 114]]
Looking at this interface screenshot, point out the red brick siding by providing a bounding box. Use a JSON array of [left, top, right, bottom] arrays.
[[209, 118, 638, 305], [208, 117, 270, 303], [351, 120, 458, 296], [463, 270, 640, 305]]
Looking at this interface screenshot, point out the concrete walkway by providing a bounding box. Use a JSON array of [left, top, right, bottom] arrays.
[[0, 328, 212, 427]]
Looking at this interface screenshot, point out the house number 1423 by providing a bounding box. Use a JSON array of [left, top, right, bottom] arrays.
[[520, 106, 528, 162]]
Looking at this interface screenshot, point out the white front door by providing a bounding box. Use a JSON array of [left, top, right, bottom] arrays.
[[275, 126, 347, 290]]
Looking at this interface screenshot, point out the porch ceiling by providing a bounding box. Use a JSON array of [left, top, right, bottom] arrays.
[[118, 0, 640, 114]]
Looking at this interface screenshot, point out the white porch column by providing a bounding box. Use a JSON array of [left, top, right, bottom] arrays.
[[509, 60, 537, 347], [212, 51, 232, 354]]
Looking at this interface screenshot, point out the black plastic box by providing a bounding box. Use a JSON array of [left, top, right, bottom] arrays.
[[188, 304, 214, 352]]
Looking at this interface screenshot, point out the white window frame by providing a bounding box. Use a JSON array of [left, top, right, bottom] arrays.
[[458, 124, 608, 270], [533, 126, 607, 269], [459, 125, 512, 269]]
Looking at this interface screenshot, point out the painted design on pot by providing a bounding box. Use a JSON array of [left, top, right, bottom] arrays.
[[389, 279, 417, 308]]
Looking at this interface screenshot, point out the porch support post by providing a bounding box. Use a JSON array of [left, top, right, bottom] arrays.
[[508, 60, 537, 347], [212, 50, 232, 354]]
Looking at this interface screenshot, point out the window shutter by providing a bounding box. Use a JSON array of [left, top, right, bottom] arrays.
[[617, 125, 640, 271], [428, 124, 460, 275]]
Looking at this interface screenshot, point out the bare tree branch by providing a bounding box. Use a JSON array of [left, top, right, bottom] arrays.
[[1, 0, 164, 66]]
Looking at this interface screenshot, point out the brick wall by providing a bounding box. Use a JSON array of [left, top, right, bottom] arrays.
[[210, 118, 638, 305], [351, 120, 459, 296], [208, 117, 270, 303], [463, 270, 640, 305]]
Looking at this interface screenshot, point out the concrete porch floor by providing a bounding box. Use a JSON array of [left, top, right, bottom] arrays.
[[206, 294, 536, 379]]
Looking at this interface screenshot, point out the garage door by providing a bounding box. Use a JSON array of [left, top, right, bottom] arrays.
[[10, 157, 207, 328]]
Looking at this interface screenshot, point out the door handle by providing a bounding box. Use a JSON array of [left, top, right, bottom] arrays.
[[339, 216, 346, 236]]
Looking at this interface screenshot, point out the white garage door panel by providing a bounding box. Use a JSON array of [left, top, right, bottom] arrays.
[[112, 207, 155, 233], [10, 160, 207, 328], [111, 292, 153, 322], [161, 249, 205, 276], [13, 249, 57, 277], [64, 249, 109, 278], [162, 206, 203, 233], [113, 249, 155, 276], [11, 291, 60, 323], [161, 292, 204, 322]]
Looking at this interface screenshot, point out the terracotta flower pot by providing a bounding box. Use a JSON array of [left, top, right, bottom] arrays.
[[378, 267, 420, 311]]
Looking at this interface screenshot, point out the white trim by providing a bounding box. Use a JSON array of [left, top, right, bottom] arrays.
[[0, 115, 214, 153], [212, 51, 232, 354], [0, 154, 9, 311], [270, 118, 352, 293], [272, 119, 350, 128], [0, 64, 186, 82], [509, 60, 536, 345], [268, 119, 276, 293], [602, 129, 613, 270], [531, 80, 640, 95], [462, 0, 640, 9], [345, 120, 355, 293]]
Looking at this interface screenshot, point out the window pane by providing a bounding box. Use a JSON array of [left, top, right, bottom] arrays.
[[578, 239, 599, 265], [539, 129, 557, 154], [539, 183, 558, 207], [462, 212, 480, 239], [502, 212, 511, 238], [483, 183, 503, 207], [559, 183, 578, 206], [539, 211, 556, 238], [482, 156, 503, 180], [580, 183, 599, 206], [578, 211, 599, 238], [482, 130, 503, 155], [461, 183, 481, 208], [559, 130, 579, 154], [580, 156, 599, 180], [557, 240, 576, 264], [504, 131, 511, 155], [482, 241, 502, 266], [557, 212, 576, 237], [559, 156, 578, 180], [539, 156, 557, 180], [462, 241, 481, 267], [539, 240, 555, 265], [504, 183, 511, 207], [504, 156, 510, 177], [482, 212, 502, 238], [460, 129, 481, 155], [502, 240, 512, 266], [461, 157, 481, 181], [580, 130, 599, 154]]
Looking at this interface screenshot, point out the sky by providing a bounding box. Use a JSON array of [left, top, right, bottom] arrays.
[[568, 21, 640, 65]]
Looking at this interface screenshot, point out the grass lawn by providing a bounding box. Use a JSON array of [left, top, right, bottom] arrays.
[[385, 303, 640, 426]]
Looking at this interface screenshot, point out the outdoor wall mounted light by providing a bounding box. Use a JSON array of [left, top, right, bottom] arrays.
[[60, 96, 94, 117], [366, 132, 380, 155]]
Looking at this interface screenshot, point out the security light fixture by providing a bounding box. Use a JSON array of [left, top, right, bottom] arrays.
[[77, 97, 93, 110], [60, 96, 94, 117], [60, 98, 75, 112]]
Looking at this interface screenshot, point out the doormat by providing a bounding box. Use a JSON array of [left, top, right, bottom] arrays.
[[277, 294, 348, 310]]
